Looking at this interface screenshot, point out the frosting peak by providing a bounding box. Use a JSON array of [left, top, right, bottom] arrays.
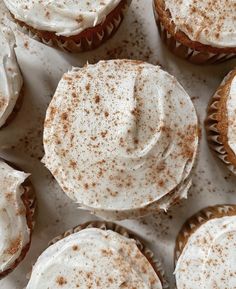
[[43, 60, 198, 219], [26, 228, 163, 289], [0, 160, 30, 272], [0, 25, 23, 128]]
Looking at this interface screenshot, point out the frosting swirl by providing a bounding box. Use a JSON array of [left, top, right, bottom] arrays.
[[163, 0, 236, 48], [43, 60, 198, 219], [3, 0, 123, 37], [0, 160, 30, 273], [26, 228, 163, 289], [0, 25, 23, 128], [227, 73, 236, 155], [175, 212, 236, 289]]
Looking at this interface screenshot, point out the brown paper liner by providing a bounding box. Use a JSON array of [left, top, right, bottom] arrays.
[[48, 221, 168, 288], [0, 86, 24, 129], [12, 0, 131, 53], [0, 161, 36, 279], [153, 0, 236, 64], [174, 204, 236, 265], [205, 69, 236, 174]]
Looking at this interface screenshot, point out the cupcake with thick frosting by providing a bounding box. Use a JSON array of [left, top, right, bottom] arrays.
[[3, 0, 131, 52], [206, 69, 236, 174], [0, 159, 36, 278], [26, 221, 168, 289], [174, 205, 236, 289], [43, 60, 199, 220], [153, 0, 236, 64], [0, 25, 23, 128]]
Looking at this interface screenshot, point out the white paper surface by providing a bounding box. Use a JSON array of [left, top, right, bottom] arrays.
[[0, 1, 236, 288]]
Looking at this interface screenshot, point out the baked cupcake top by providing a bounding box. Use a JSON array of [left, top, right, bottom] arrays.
[[163, 0, 236, 48], [226, 71, 236, 155], [43, 60, 198, 219], [0, 25, 23, 128], [175, 206, 236, 289], [4, 0, 124, 37], [0, 160, 30, 273], [26, 227, 163, 289]]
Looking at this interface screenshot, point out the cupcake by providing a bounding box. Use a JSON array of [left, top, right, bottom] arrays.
[[43, 60, 199, 220], [0, 159, 36, 279], [205, 69, 236, 174], [0, 25, 23, 129], [4, 0, 132, 53], [153, 0, 236, 64], [174, 205, 236, 289], [25, 221, 168, 289]]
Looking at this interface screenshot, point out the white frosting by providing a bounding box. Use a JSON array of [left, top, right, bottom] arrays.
[[164, 0, 236, 48], [0, 25, 23, 128], [0, 160, 30, 273], [227, 74, 236, 154], [175, 214, 236, 289], [3, 0, 123, 37], [26, 228, 163, 289], [43, 60, 198, 219]]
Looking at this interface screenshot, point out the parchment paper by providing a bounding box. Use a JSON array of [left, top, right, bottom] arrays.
[[0, 1, 236, 288]]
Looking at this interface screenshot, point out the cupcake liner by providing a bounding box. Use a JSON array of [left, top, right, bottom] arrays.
[[0, 173, 36, 279], [205, 70, 236, 174], [153, 1, 236, 65], [174, 204, 236, 265], [48, 221, 168, 288], [1, 86, 24, 129], [12, 0, 131, 53], [22, 178, 37, 231]]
